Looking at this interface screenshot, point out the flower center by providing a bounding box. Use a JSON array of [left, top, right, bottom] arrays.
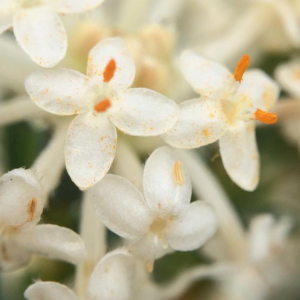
[[150, 218, 167, 235], [94, 98, 111, 113]]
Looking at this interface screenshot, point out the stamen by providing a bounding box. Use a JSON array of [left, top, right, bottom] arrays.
[[254, 109, 277, 124], [94, 99, 111, 113], [234, 54, 250, 82], [103, 59, 116, 82], [27, 197, 37, 222], [173, 161, 184, 185], [146, 260, 154, 273]]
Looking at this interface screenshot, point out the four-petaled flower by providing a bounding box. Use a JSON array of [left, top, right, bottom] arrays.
[[91, 147, 217, 272], [163, 52, 279, 191], [0, 0, 105, 67], [26, 37, 179, 190]]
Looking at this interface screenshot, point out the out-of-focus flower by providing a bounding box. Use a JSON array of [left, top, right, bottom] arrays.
[[91, 147, 217, 272], [24, 249, 136, 300], [164, 52, 279, 191], [0, 0, 105, 67], [26, 37, 179, 190], [0, 168, 86, 271]]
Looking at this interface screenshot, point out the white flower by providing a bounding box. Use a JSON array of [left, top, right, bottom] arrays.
[[25, 37, 179, 190], [91, 147, 217, 272], [0, 168, 86, 271], [163, 51, 279, 191], [24, 249, 136, 300], [0, 0, 105, 67]]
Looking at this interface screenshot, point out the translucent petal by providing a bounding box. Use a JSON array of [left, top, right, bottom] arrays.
[[110, 88, 179, 136], [0, 238, 31, 272], [65, 113, 117, 190], [180, 50, 231, 98], [163, 97, 228, 149], [165, 201, 217, 251], [219, 122, 259, 191], [86, 249, 135, 300], [91, 174, 152, 239], [0, 0, 19, 34], [13, 6, 67, 68], [0, 168, 43, 229], [25, 282, 78, 300], [143, 147, 191, 216], [238, 70, 279, 111], [44, 0, 105, 13], [87, 37, 135, 91], [14, 224, 86, 265]]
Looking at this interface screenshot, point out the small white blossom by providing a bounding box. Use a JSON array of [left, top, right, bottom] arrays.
[[0, 168, 86, 271], [25, 37, 179, 190], [163, 51, 279, 191], [0, 0, 105, 67], [91, 147, 217, 272]]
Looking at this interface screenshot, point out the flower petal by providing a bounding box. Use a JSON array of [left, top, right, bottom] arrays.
[[238, 70, 279, 111], [0, 168, 43, 229], [14, 224, 86, 265], [87, 37, 135, 91], [13, 6, 67, 68], [0, 0, 19, 34], [163, 97, 228, 149], [25, 282, 78, 300], [165, 201, 217, 251], [44, 0, 105, 13], [180, 50, 231, 98], [219, 122, 259, 191], [143, 147, 192, 216], [26, 69, 91, 116], [65, 113, 117, 190], [110, 88, 179, 136], [91, 174, 152, 239], [86, 249, 135, 300]]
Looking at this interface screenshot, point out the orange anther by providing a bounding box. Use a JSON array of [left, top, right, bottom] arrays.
[[234, 54, 250, 82], [254, 109, 277, 124], [94, 99, 111, 113], [103, 59, 116, 82]]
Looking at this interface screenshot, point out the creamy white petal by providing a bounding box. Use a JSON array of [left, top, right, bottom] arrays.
[[25, 282, 78, 300], [13, 6, 67, 68], [65, 113, 117, 190], [14, 224, 86, 264], [180, 50, 232, 98], [143, 147, 192, 216], [219, 122, 259, 191], [0, 168, 43, 229], [86, 249, 135, 300], [87, 37, 135, 91], [0, 0, 19, 34], [163, 97, 228, 149], [165, 201, 217, 251], [44, 0, 105, 13], [110, 88, 179, 136], [91, 174, 152, 239], [26, 69, 91, 116], [238, 69, 279, 111]]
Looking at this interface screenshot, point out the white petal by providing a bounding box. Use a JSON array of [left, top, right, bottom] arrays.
[[110, 88, 179, 136], [26, 69, 91, 116], [65, 113, 117, 190], [86, 249, 135, 300], [219, 122, 259, 191], [163, 97, 228, 149], [0, 168, 43, 229], [165, 201, 217, 251], [275, 60, 300, 98], [87, 37, 135, 91], [0, 0, 19, 34], [14, 224, 86, 265], [45, 0, 105, 13], [180, 50, 232, 98], [143, 147, 192, 216], [25, 282, 78, 300], [13, 6, 67, 68], [0, 238, 31, 272], [91, 174, 152, 239], [238, 69, 279, 111]]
